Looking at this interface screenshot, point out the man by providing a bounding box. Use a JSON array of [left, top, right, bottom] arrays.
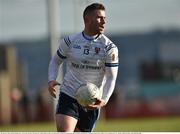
[[48, 3, 119, 132]]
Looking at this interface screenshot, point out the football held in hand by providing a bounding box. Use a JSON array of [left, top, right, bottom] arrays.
[[75, 82, 101, 107]]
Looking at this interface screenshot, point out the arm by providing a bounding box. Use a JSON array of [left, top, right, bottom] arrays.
[[87, 43, 119, 109], [102, 43, 119, 104], [48, 36, 70, 98], [86, 67, 118, 109], [48, 54, 63, 82], [48, 54, 63, 98], [101, 66, 118, 104]]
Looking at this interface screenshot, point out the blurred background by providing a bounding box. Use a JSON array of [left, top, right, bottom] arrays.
[[0, 0, 180, 131]]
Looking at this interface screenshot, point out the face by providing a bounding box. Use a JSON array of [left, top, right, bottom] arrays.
[[85, 10, 106, 35]]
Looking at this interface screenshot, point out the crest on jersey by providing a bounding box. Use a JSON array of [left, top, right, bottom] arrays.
[[112, 53, 118, 61], [112, 54, 115, 61], [95, 47, 100, 54]]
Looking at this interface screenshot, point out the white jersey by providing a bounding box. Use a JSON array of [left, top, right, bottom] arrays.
[[48, 32, 119, 103]]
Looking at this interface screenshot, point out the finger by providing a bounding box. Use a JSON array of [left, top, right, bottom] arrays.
[[86, 104, 98, 109], [56, 82, 61, 85], [51, 92, 56, 98], [48, 87, 56, 98], [95, 99, 100, 104], [54, 82, 61, 86], [50, 90, 56, 98], [52, 83, 61, 89]]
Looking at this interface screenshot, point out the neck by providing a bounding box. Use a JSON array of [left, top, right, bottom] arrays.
[[82, 31, 100, 41], [83, 28, 98, 37]]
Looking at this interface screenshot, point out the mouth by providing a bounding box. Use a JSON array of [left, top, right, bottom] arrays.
[[99, 25, 105, 31], [100, 25, 104, 28]]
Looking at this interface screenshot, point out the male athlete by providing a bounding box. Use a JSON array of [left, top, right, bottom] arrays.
[[48, 3, 119, 132]]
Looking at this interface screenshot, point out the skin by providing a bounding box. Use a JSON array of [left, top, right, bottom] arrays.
[[48, 9, 106, 132], [84, 9, 106, 36]]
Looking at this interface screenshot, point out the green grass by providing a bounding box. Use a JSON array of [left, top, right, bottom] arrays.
[[0, 122, 56, 132], [95, 117, 180, 132], [0, 116, 180, 132]]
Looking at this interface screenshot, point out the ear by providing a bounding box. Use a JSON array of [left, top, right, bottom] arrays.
[[84, 15, 90, 24]]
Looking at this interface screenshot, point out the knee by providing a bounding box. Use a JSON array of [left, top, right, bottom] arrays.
[[56, 123, 74, 132]]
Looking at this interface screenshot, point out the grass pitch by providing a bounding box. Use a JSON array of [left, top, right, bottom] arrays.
[[0, 116, 180, 132]]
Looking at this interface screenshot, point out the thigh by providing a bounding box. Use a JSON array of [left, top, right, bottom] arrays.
[[56, 114, 77, 132], [56, 92, 79, 132]]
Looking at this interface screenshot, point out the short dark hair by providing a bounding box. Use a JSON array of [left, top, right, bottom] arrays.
[[83, 3, 105, 18]]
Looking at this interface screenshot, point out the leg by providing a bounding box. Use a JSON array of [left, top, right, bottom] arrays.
[[74, 127, 81, 132], [56, 114, 78, 132], [76, 108, 100, 132]]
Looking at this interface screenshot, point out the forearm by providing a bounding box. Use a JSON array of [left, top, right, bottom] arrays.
[[102, 67, 118, 104]]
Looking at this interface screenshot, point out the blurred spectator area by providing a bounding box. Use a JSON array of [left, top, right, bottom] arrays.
[[105, 30, 180, 118], [0, 40, 53, 125]]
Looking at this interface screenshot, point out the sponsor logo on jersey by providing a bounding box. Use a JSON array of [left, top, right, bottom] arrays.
[[73, 44, 81, 49], [84, 45, 91, 49], [81, 60, 90, 64], [71, 62, 102, 70]]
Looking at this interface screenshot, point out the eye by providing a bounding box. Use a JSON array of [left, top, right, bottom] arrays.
[[100, 17, 105, 23]]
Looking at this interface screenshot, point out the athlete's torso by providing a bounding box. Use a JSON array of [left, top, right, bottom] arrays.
[[59, 32, 117, 98]]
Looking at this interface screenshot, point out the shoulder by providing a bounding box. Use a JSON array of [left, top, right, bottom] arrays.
[[99, 34, 118, 52], [60, 33, 82, 47], [64, 33, 82, 43]]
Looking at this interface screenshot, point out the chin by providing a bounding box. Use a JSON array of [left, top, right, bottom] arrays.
[[99, 30, 104, 34], [97, 29, 104, 33]]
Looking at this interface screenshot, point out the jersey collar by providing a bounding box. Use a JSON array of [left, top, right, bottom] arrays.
[[82, 31, 101, 41]]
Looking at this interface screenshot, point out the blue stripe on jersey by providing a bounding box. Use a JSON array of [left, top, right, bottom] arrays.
[[105, 43, 116, 52], [105, 63, 119, 67], [105, 43, 113, 49], [57, 50, 66, 59], [64, 37, 71, 47], [67, 36, 71, 44]]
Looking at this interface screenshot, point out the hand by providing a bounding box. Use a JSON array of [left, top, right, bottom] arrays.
[[48, 80, 60, 98], [86, 98, 106, 110]]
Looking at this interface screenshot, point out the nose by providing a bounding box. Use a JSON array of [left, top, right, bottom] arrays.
[[101, 17, 105, 25]]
